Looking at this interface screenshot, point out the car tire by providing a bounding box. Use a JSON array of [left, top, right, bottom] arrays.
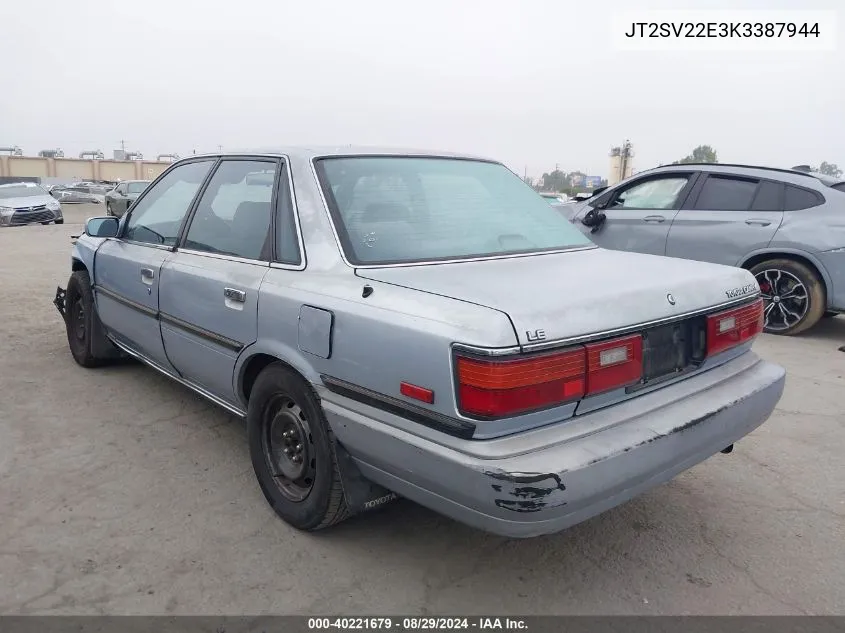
[[55, 219, 64, 224], [750, 258, 826, 335], [247, 362, 350, 531], [823, 311, 838, 318], [106, 203, 113, 216], [64, 270, 108, 368]]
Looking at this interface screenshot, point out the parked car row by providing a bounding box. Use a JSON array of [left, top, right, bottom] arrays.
[[55, 147, 785, 538], [560, 162, 845, 335]]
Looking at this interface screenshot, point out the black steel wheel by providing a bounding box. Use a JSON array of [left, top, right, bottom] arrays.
[[261, 395, 317, 502], [64, 270, 106, 367], [750, 258, 826, 335], [247, 363, 349, 531]]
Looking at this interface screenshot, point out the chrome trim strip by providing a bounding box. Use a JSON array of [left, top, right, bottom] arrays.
[[175, 248, 271, 267], [109, 338, 247, 418], [159, 311, 243, 353], [308, 155, 598, 270], [94, 285, 158, 318], [521, 294, 762, 352], [121, 239, 173, 252], [451, 343, 523, 357]]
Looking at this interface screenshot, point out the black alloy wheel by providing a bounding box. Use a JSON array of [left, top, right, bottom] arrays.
[[750, 258, 826, 335]]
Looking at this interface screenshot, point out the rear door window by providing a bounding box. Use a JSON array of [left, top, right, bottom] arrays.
[[694, 176, 758, 211], [183, 159, 277, 260], [750, 181, 782, 211]]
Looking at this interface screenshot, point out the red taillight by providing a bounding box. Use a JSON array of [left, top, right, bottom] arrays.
[[706, 299, 764, 356], [584, 334, 643, 395], [456, 348, 586, 418], [455, 333, 644, 418]]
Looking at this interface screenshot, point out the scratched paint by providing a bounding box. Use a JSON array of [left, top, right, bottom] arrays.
[[485, 471, 567, 513]]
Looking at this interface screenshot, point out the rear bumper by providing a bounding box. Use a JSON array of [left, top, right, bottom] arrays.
[[321, 352, 785, 538]]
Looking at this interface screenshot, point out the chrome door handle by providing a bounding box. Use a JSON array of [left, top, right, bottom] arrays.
[[745, 219, 772, 227], [643, 215, 666, 223], [140, 268, 155, 280], [224, 287, 246, 303]]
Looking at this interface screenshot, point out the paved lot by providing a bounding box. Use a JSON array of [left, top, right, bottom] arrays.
[[1, 203, 843, 615]]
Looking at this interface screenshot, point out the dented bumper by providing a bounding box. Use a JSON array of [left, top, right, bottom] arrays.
[[321, 352, 785, 538]]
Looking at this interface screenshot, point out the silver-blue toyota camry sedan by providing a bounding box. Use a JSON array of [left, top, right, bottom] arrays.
[[54, 147, 785, 537]]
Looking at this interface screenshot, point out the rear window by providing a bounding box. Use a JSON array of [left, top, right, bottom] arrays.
[[832, 183, 845, 193], [315, 157, 592, 265]]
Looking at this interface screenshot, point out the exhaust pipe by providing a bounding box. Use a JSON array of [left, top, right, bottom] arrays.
[[721, 444, 734, 454]]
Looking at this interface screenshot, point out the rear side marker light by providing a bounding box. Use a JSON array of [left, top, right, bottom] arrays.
[[400, 382, 435, 404], [706, 299, 764, 357]]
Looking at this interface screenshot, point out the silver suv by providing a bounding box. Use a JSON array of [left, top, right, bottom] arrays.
[[565, 163, 845, 335]]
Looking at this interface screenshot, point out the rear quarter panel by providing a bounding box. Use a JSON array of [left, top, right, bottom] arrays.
[[242, 268, 518, 420], [762, 205, 845, 309]]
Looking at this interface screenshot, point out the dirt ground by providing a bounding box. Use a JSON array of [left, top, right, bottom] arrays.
[[1, 203, 843, 615]]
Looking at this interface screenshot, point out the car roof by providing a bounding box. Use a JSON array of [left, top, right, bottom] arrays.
[[187, 145, 497, 163], [643, 163, 826, 188]]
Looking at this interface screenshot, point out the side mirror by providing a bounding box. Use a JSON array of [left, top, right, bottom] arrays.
[[581, 209, 607, 234], [85, 216, 120, 238]]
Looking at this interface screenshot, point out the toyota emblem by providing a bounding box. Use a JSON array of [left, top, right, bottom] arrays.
[[667, 293, 676, 305]]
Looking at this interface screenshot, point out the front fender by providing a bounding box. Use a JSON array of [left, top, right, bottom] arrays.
[[71, 233, 107, 279]]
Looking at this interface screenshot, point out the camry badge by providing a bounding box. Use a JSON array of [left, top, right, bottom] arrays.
[[667, 293, 676, 305]]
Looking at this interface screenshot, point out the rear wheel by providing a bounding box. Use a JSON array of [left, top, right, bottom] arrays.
[[55, 219, 64, 224], [106, 203, 113, 216], [247, 363, 349, 531], [750, 258, 826, 335]]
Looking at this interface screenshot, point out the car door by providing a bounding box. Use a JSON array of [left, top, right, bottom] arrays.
[[158, 157, 280, 403], [573, 172, 699, 256], [666, 173, 784, 267], [94, 159, 215, 370]]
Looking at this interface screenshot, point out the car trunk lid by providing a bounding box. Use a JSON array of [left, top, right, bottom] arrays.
[[356, 248, 759, 347]]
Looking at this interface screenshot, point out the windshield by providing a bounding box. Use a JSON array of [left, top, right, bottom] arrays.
[[127, 182, 149, 194], [0, 184, 46, 199], [315, 157, 592, 265]]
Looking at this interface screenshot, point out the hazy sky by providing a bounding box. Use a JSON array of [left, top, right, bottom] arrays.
[[2, 0, 843, 179]]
